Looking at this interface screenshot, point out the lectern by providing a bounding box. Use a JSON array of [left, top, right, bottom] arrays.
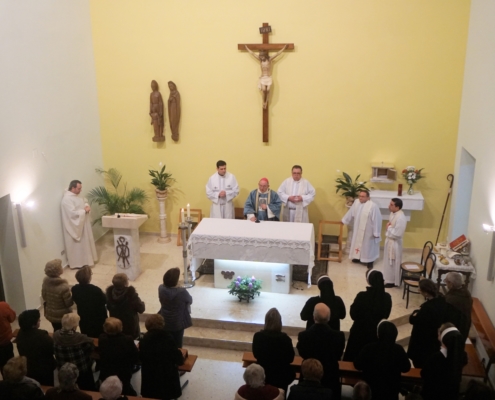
[[102, 214, 148, 281]]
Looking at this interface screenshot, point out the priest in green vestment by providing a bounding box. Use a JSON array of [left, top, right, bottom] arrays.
[[244, 178, 282, 221]]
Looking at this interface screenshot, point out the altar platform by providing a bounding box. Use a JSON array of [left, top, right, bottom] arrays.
[[60, 230, 424, 332]]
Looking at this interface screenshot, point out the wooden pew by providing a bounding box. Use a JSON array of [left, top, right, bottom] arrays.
[[12, 329, 197, 373], [470, 297, 495, 381], [41, 386, 158, 400]]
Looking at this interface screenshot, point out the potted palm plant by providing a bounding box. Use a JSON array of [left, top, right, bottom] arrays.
[[149, 164, 175, 198], [335, 172, 369, 207], [88, 168, 149, 225]]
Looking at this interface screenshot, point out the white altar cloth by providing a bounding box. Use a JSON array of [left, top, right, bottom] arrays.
[[188, 218, 315, 285]]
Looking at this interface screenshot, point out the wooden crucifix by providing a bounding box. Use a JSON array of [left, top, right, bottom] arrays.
[[238, 23, 294, 142]]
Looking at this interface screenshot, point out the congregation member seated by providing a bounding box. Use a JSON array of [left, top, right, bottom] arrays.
[[16, 309, 56, 386], [297, 303, 345, 400], [140, 314, 185, 400], [287, 358, 332, 400], [0, 300, 16, 378], [235, 364, 285, 400], [463, 379, 495, 400], [343, 270, 392, 362], [354, 320, 411, 400], [407, 279, 463, 368], [445, 271, 473, 340], [98, 317, 139, 396], [300, 274, 346, 331], [41, 259, 73, 331], [0, 356, 44, 399], [352, 381, 371, 400], [420, 323, 467, 400], [71, 265, 108, 338], [53, 313, 95, 391], [106, 273, 145, 340], [45, 362, 92, 400], [158, 267, 193, 348], [99, 376, 129, 400], [252, 308, 295, 395]]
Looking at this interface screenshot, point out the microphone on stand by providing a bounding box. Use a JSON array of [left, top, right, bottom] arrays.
[[254, 212, 260, 223]]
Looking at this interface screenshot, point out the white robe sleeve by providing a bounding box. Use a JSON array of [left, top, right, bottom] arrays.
[[225, 174, 239, 202], [387, 214, 407, 239], [371, 204, 383, 241], [61, 195, 87, 241], [342, 200, 357, 225], [206, 176, 219, 204], [301, 181, 316, 207], [277, 179, 290, 204]]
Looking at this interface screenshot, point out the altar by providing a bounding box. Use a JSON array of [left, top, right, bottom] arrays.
[[188, 218, 315, 294]]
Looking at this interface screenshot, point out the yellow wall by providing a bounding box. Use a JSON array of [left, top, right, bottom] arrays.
[[89, 0, 470, 248]]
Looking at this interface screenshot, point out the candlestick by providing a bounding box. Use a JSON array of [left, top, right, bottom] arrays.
[[181, 208, 185, 223], [187, 203, 191, 218]]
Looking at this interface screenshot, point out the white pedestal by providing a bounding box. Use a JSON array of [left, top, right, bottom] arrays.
[[102, 214, 148, 281], [370, 190, 424, 221], [214, 259, 291, 294]]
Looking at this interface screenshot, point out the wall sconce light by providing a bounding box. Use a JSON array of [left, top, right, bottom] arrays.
[[483, 224, 495, 233], [14, 203, 27, 248]]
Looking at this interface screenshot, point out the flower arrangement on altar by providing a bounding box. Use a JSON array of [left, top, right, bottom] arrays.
[[402, 166, 424, 194], [228, 276, 262, 303]]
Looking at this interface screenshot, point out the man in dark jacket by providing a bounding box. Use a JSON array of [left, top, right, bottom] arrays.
[[445, 271, 473, 340], [288, 358, 332, 400], [106, 273, 145, 340], [297, 303, 345, 400]]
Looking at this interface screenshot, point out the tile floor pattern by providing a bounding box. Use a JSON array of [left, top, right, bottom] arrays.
[[10, 231, 424, 399]]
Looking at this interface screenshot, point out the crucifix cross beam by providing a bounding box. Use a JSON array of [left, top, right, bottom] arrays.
[[238, 23, 294, 143]]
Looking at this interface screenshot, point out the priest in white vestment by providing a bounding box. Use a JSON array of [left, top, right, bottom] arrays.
[[383, 198, 407, 287], [61, 180, 97, 269], [277, 165, 316, 223], [206, 160, 239, 219], [342, 190, 382, 269]]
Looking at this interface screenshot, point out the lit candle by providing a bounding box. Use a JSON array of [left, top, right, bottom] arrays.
[[181, 208, 185, 223], [187, 203, 191, 218]]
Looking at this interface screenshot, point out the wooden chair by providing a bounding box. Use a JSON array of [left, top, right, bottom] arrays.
[[317, 221, 343, 262], [234, 207, 246, 220], [177, 208, 202, 246], [402, 252, 436, 309], [400, 240, 433, 285]]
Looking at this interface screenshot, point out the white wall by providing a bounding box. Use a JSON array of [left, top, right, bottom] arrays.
[[451, 0, 495, 322], [0, 1, 104, 312]]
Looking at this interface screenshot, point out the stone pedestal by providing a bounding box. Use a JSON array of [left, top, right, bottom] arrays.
[[102, 214, 148, 281]]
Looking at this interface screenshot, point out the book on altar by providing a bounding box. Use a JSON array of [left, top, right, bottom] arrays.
[[450, 235, 469, 252], [403, 263, 421, 271]]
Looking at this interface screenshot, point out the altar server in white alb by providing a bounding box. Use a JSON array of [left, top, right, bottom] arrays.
[[277, 165, 316, 223], [61, 180, 97, 269], [342, 190, 382, 269], [383, 198, 407, 288], [206, 160, 239, 219]]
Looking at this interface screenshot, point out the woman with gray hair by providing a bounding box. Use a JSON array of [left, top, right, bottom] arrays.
[[99, 376, 129, 400], [445, 271, 472, 339], [235, 364, 284, 400], [252, 308, 295, 395], [41, 259, 73, 331], [0, 356, 44, 399], [45, 362, 91, 399]]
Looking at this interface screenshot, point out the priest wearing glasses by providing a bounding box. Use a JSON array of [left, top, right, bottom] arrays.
[[244, 178, 282, 222]]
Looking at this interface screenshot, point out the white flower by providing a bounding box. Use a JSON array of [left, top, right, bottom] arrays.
[[159, 162, 163, 167]]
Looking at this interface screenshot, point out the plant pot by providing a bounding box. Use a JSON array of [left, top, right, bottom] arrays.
[[237, 293, 256, 303], [345, 196, 355, 207], [155, 189, 168, 199]]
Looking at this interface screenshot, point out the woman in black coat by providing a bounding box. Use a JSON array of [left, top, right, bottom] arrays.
[[15, 309, 56, 386], [106, 273, 145, 340], [407, 279, 462, 368], [354, 320, 411, 400], [343, 270, 392, 362], [421, 323, 467, 400], [71, 266, 108, 338], [300, 275, 346, 331], [98, 317, 139, 396], [252, 308, 295, 395], [140, 314, 185, 400]]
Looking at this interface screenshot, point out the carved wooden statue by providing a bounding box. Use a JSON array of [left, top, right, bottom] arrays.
[[168, 81, 181, 141], [150, 80, 165, 142]]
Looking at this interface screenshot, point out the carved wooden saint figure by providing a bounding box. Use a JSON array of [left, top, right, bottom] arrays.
[[167, 81, 181, 141], [150, 80, 165, 142], [245, 45, 287, 109]]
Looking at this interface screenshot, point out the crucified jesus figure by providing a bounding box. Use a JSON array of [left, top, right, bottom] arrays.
[[245, 44, 287, 109]]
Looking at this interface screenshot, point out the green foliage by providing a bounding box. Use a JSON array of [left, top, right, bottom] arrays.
[[149, 165, 175, 191], [335, 172, 369, 198], [228, 276, 262, 302], [88, 168, 149, 225]]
